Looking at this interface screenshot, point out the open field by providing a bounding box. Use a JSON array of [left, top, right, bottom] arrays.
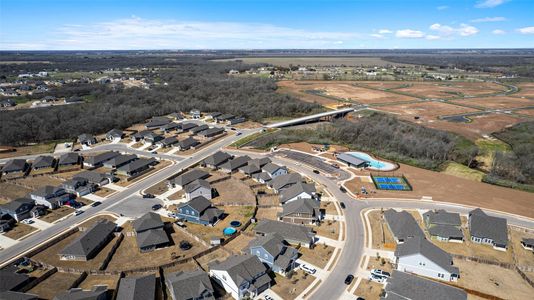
[[211, 178, 256, 206], [392, 81, 506, 99], [366, 256, 394, 273], [145, 180, 169, 196], [271, 270, 316, 300], [213, 57, 410, 67], [28, 271, 80, 300], [312, 220, 339, 240], [378, 101, 480, 118], [224, 233, 255, 254], [299, 244, 335, 269], [0, 182, 33, 201], [0, 141, 56, 159], [40, 206, 75, 223], [367, 210, 396, 250], [442, 162, 485, 182], [515, 108, 534, 116], [513, 82, 534, 99], [451, 96, 534, 109], [320, 201, 338, 215]]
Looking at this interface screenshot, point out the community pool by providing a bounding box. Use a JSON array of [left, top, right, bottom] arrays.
[[346, 151, 397, 171]]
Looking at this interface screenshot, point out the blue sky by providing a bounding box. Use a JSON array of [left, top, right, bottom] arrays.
[[1, 0, 533, 50]]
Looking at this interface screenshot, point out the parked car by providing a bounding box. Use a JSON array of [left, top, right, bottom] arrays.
[[264, 295, 274, 300], [230, 127, 236, 131], [312, 169, 320, 174], [74, 210, 84, 216], [300, 264, 316, 275], [21, 219, 34, 225], [344, 274, 354, 285], [339, 186, 347, 193], [340, 202, 346, 209], [151, 204, 162, 211], [369, 274, 386, 283], [176, 221, 186, 228], [331, 163, 340, 169], [236, 132, 242, 136], [143, 193, 155, 198], [91, 201, 102, 207], [371, 269, 390, 278]]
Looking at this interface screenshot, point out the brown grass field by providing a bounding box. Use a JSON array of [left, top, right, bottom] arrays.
[[271, 270, 316, 300], [393, 81, 506, 99], [28, 271, 80, 300], [378, 101, 480, 118], [513, 82, 534, 99], [515, 108, 534, 116], [451, 96, 534, 109]]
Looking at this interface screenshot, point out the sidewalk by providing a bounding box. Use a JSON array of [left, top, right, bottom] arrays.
[[315, 235, 345, 248], [28, 218, 52, 230], [106, 183, 127, 192], [82, 194, 106, 202], [0, 234, 18, 249]]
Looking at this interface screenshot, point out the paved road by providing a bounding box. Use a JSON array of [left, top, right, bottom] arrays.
[[0, 128, 259, 267]]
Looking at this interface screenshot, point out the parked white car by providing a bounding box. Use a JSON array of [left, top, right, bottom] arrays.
[[369, 274, 386, 283], [371, 269, 391, 278], [21, 219, 34, 224], [300, 264, 317, 275]]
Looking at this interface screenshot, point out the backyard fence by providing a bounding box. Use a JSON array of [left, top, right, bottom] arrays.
[[99, 233, 124, 271]]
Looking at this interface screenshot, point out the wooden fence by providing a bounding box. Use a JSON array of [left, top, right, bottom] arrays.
[[19, 267, 58, 293], [99, 233, 124, 271]]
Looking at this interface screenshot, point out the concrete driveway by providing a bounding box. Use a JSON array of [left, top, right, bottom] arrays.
[[107, 196, 164, 218]]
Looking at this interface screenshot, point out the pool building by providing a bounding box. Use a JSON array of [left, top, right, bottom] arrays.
[[336, 152, 369, 168], [336, 152, 397, 171]]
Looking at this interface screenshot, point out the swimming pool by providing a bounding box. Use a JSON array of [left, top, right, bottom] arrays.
[[346, 152, 397, 171], [223, 227, 237, 236]]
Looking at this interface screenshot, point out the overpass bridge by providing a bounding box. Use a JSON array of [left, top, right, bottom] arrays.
[[265, 107, 355, 128]]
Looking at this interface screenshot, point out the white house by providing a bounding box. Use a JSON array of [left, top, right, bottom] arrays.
[[262, 163, 287, 179], [394, 237, 459, 282], [279, 183, 316, 205]]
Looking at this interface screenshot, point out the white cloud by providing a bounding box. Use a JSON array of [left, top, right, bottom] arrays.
[[517, 27, 534, 34], [370, 34, 384, 39], [395, 29, 425, 38], [425, 35, 441, 40], [492, 29, 506, 34], [437, 5, 449, 10], [429, 23, 479, 37], [471, 16, 507, 23], [378, 29, 393, 34], [458, 24, 479, 36], [430, 23, 455, 36], [475, 0, 508, 8]]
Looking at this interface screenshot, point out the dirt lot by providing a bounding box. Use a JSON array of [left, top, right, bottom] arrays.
[[515, 108, 534, 116], [212, 178, 256, 206], [312, 220, 339, 240], [163, 260, 200, 273], [510, 227, 534, 268], [78, 274, 120, 291], [145, 180, 169, 196], [354, 280, 384, 300], [3, 223, 38, 240], [256, 206, 281, 221], [0, 182, 33, 201], [320, 201, 339, 215], [299, 244, 335, 269], [451, 96, 534, 109], [271, 269, 316, 300], [40, 206, 75, 223], [367, 210, 396, 250], [366, 256, 394, 273], [393, 81, 506, 99], [93, 187, 115, 197], [454, 259, 534, 299], [224, 233, 255, 255], [106, 223, 208, 271], [184, 206, 255, 243], [196, 247, 232, 271], [513, 82, 534, 99], [28, 271, 80, 299], [378, 101, 480, 119]]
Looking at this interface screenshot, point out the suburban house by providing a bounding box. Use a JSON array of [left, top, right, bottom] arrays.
[[166, 270, 215, 300], [239, 163, 261, 176], [521, 238, 534, 251], [1, 159, 28, 175], [336, 152, 369, 168], [0, 99, 16, 107], [190, 109, 201, 119], [0, 217, 14, 233], [61, 177, 95, 197], [215, 114, 234, 123], [105, 129, 124, 141], [156, 136, 179, 148], [58, 220, 116, 261], [57, 153, 81, 167], [209, 112, 222, 119], [180, 122, 198, 132], [279, 182, 317, 205], [262, 163, 288, 179], [83, 151, 120, 168], [423, 210, 463, 242], [190, 124, 209, 135], [169, 112, 184, 120], [145, 117, 170, 129], [468, 208, 508, 250], [271, 173, 302, 192], [0, 269, 32, 293], [169, 169, 209, 188], [29, 186, 70, 209], [252, 172, 273, 185], [102, 154, 138, 169], [175, 137, 200, 151], [177, 196, 224, 225], [185, 179, 212, 200], [0, 198, 35, 222], [32, 156, 55, 170], [75, 170, 114, 186], [203, 151, 232, 169], [381, 271, 467, 300], [384, 209, 425, 243], [131, 130, 152, 142], [249, 158, 272, 168], [78, 134, 97, 146], [254, 220, 315, 248], [160, 122, 181, 133], [248, 233, 298, 276], [219, 156, 251, 173], [116, 274, 156, 300], [198, 127, 225, 139], [133, 212, 170, 252], [209, 254, 271, 300], [116, 158, 156, 177], [229, 117, 245, 125], [54, 286, 108, 300], [142, 132, 164, 145], [394, 237, 460, 281], [279, 198, 322, 224]]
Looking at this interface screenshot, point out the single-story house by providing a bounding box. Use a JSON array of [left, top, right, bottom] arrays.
[[270, 173, 302, 192], [145, 117, 170, 129], [116, 274, 156, 300], [156, 136, 179, 148], [336, 152, 369, 168], [384, 209, 425, 243], [239, 163, 261, 176], [209, 254, 271, 300], [116, 158, 156, 177], [423, 210, 463, 242], [252, 172, 272, 184], [248, 158, 272, 168], [169, 169, 209, 189], [177, 196, 223, 226], [521, 238, 534, 251], [1, 159, 28, 175], [228, 117, 245, 125], [57, 153, 80, 167], [83, 151, 120, 168], [29, 186, 70, 209], [262, 163, 288, 179], [395, 237, 459, 281], [0, 217, 15, 233], [184, 179, 212, 200], [174, 137, 199, 151], [279, 198, 322, 225], [131, 130, 152, 142], [219, 156, 251, 173], [105, 129, 124, 141], [160, 122, 181, 133], [180, 122, 198, 132], [142, 132, 164, 145], [254, 219, 315, 248], [166, 270, 214, 300], [381, 270, 467, 300], [203, 151, 232, 169], [75, 170, 114, 186], [468, 208, 508, 250], [209, 112, 222, 119], [53, 286, 108, 300], [133, 212, 170, 252], [190, 124, 209, 135], [198, 127, 225, 139], [0, 198, 35, 222], [169, 112, 184, 120], [59, 220, 116, 261], [78, 134, 97, 146], [279, 182, 316, 205], [215, 114, 235, 123], [248, 233, 298, 276], [32, 156, 55, 170], [102, 154, 138, 169]]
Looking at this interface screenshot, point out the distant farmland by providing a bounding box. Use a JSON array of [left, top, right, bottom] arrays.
[[212, 56, 411, 67]]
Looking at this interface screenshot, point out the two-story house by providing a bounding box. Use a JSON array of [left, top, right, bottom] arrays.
[[166, 270, 215, 300], [0, 198, 35, 222], [133, 212, 171, 252], [29, 186, 70, 209], [262, 163, 288, 179], [248, 233, 298, 276], [177, 196, 224, 226], [61, 177, 95, 197], [185, 179, 212, 200], [423, 209, 463, 243]]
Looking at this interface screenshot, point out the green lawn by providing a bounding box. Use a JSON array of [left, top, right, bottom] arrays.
[[442, 162, 485, 182]]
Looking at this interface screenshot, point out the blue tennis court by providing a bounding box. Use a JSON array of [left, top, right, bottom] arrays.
[[374, 177, 401, 183], [372, 175, 412, 191]]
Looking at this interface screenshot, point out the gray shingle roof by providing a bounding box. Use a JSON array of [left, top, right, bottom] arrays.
[[248, 232, 298, 271], [58, 153, 80, 165], [179, 196, 212, 213], [428, 225, 464, 240], [32, 156, 55, 169], [106, 129, 123, 139], [84, 151, 120, 166], [31, 185, 65, 198], [136, 228, 170, 249], [157, 136, 178, 146], [116, 274, 156, 300], [382, 271, 467, 300], [239, 163, 261, 175], [254, 220, 314, 246], [203, 151, 232, 167], [145, 117, 170, 128], [199, 127, 224, 137], [59, 220, 116, 258], [78, 134, 96, 144], [252, 172, 272, 182], [178, 137, 199, 149], [469, 208, 508, 246], [423, 210, 461, 226], [219, 156, 251, 171], [53, 286, 108, 300], [117, 158, 155, 174], [190, 124, 209, 134], [271, 173, 302, 191], [395, 237, 459, 275], [209, 254, 268, 287], [133, 212, 164, 232], [279, 183, 316, 204], [181, 122, 198, 131], [262, 163, 285, 175], [171, 169, 209, 187], [0, 291, 38, 300], [248, 158, 271, 168], [280, 198, 319, 218], [166, 270, 214, 300], [522, 238, 534, 247], [384, 209, 425, 242], [0, 198, 34, 214], [0, 269, 29, 292], [184, 179, 211, 194], [102, 154, 137, 168], [74, 170, 110, 185], [1, 159, 27, 173]]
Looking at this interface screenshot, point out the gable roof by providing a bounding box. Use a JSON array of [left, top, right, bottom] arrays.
[[384, 209, 425, 241], [172, 169, 209, 187], [184, 179, 211, 194], [103, 154, 137, 168], [248, 158, 271, 168], [30, 185, 64, 198], [181, 122, 198, 131], [469, 208, 508, 246], [2, 159, 27, 172], [160, 122, 181, 131], [209, 254, 268, 287], [32, 156, 55, 169], [395, 237, 459, 275], [280, 198, 319, 217], [133, 212, 164, 232], [106, 129, 123, 138], [262, 163, 286, 175], [145, 117, 170, 128], [248, 233, 286, 258], [83, 151, 120, 166], [117, 158, 155, 174], [78, 134, 96, 143], [203, 151, 232, 167], [271, 173, 302, 191], [136, 227, 170, 249], [279, 183, 316, 203], [382, 271, 467, 300], [336, 152, 368, 166], [191, 124, 209, 134], [428, 225, 464, 240], [423, 210, 461, 226], [178, 137, 199, 149], [0, 198, 34, 213], [116, 274, 156, 300], [60, 220, 116, 257], [0, 269, 29, 292], [158, 136, 178, 146], [219, 156, 251, 171], [254, 220, 314, 245], [166, 270, 214, 300], [199, 127, 224, 137], [0, 291, 38, 300], [239, 163, 261, 175], [179, 196, 212, 213], [58, 153, 80, 165], [252, 172, 272, 182]]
